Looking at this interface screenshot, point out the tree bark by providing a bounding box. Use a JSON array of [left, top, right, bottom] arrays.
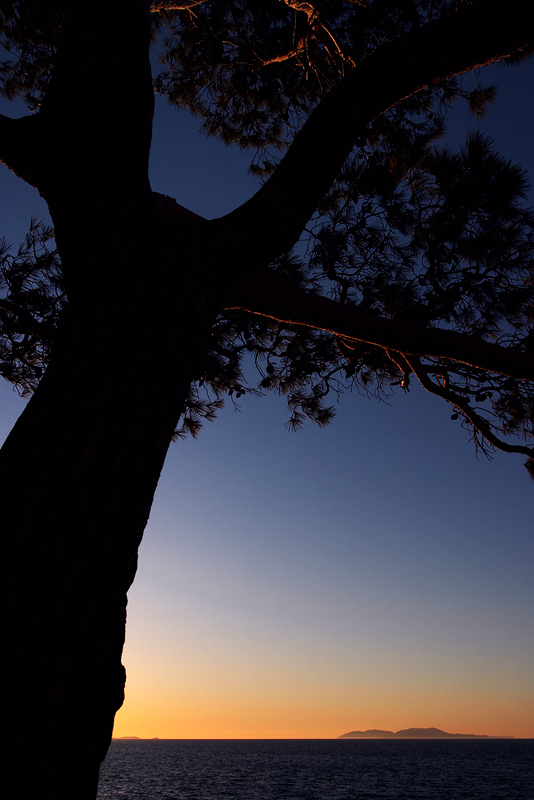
[[1, 231, 221, 797]]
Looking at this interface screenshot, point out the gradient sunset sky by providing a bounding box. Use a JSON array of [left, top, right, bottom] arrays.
[[1, 60, 533, 740]]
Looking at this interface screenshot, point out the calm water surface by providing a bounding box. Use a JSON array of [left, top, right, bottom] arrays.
[[97, 739, 534, 800]]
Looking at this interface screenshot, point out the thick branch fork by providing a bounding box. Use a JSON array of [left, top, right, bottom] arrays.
[[221, 0, 534, 265], [228, 274, 534, 382]]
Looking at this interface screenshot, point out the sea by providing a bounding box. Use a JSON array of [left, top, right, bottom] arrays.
[[96, 738, 533, 799]]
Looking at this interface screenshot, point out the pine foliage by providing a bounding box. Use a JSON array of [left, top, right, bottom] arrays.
[[1, 0, 533, 470], [0, 218, 64, 395], [0, 1, 64, 108]]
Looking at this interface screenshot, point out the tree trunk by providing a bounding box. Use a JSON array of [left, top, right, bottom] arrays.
[[1, 243, 216, 798], [0, 5, 223, 793]]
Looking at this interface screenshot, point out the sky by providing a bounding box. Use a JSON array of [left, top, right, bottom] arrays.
[[1, 59, 533, 740]]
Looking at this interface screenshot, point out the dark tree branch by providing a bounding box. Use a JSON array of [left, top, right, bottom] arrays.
[[152, 192, 207, 227], [22, 1, 160, 304], [228, 273, 534, 381], [403, 353, 534, 458], [218, 0, 534, 268], [150, 0, 208, 9], [252, 42, 306, 66], [253, 1, 356, 68], [2, 3, 156, 193], [0, 113, 18, 165], [35, 1, 154, 202], [0, 300, 57, 342], [0, 113, 42, 187]]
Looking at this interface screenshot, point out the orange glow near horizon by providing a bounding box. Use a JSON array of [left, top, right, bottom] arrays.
[[111, 660, 534, 740]]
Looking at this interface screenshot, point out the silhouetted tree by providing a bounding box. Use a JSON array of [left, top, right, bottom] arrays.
[[1, 2, 533, 798]]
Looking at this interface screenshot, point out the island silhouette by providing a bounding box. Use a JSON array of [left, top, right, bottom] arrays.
[[338, 727, 514, 739], [115, 736, 160, 740]]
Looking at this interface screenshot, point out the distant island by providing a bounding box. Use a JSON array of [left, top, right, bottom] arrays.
[[338, 727, 514, 739]]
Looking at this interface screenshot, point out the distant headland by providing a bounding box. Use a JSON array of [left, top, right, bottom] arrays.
[[338, 727, 514, 739], [115, 736, 161, 740]]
